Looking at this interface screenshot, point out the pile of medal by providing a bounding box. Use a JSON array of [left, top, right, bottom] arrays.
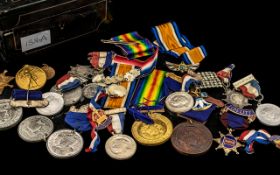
[[1, 21, 280, 159]]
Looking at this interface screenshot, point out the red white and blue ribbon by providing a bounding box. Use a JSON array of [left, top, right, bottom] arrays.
[[239, 129, 271, 154], [216, 64, 235, 84], [88, 47, 158, 76], [238, 80, 261, 99], [56, 74, 81, 92]]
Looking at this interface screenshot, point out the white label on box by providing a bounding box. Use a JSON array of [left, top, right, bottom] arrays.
[[20, 30, 51, 52]]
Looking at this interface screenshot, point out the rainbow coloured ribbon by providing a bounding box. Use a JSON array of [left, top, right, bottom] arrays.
[[151, 21, 207, 65], [130, 69, 166, 107], [239, 129, 271, 154], [108, 31, 155, 59]]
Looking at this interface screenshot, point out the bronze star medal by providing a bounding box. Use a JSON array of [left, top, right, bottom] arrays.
[[214, 129, 243, 156], [0, 70, 14, 95]]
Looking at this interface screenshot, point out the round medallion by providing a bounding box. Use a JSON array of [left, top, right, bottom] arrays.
[[15, 65, 47, 90], [50, 85, 82, 106], [41, 64, 55, 80], [171, 121, 213, 155], [131, 113, 173, 146], [46, 129, 84, 159], [256, 103, 280, 126], [224, 90, 250, 108], [82, 83, 99, 99], [0, 99, 23, 130], [165, 92, 194, 113], [105, 134, 137, 160], [36, 92, 64, 116], [18, 115, 54, 142]]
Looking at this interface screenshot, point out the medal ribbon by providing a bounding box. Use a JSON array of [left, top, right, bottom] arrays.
[[238, 79, 261, 99], [151, 21, 207, 64], [220, 112, 249, 130], [216, 64, 235, 84], [88, 51, 114, 70], [181, 75, 199, 92], [108, 31, 155, 59], [56, 74, 81, 92], [12, 89, 42, 100], [239, 129, 271, 154], [179, 104, 216, 122]]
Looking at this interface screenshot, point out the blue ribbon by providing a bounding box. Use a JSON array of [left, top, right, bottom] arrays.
[[180, 105, 216, 122], [12, 89, 42, 100], [128, 107, 154, 124], [64, 112, 92, 132]]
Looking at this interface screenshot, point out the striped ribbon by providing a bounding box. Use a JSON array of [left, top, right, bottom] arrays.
[[151, 21, 207, 64], [216, 64, 235, 84], [239, 80, 261, 99], [109, 31, 155, 59], [239, 129, 271, 154], [56, 74, 81, 92], [131, 69, 166, 107]]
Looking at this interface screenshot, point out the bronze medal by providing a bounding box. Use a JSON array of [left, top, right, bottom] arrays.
[[41, 64, 55, 80], [171, 121, 213, 155]]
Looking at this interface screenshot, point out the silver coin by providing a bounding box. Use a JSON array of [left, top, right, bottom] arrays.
[[82, 83, 99, 99], [18, 115, 54, 142], [224, 90, 250, 108], [165, 92, 194, 113], [36, 92, 64, 116], [105, 134, 137, 160], [50, 85, 82, 106], [256, 103, 280, 126], [0, 99, 23, 130], [46, 129, 84, 159]]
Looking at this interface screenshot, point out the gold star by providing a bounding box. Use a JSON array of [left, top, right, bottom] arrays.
[[0, 70, 14, 95], [214, 129, 243, 156]]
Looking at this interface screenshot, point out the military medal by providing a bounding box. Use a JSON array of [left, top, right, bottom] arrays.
[[0, 99, 23, 130], [18, 115, 54, 142], [46, 129, 84, 159], [131, 113, 173, 146], [41, 64, 55, 80], [214, 129, 243, 156], [171, 120, 213, 155], [50, 85, 83, 106], [223, 90, 251, 109], [105, 134, 137, 160], [82, 83, 99, 99], [256, 103, 280, 126], [165, 92, 194, 113], [0, 70, 14, 95], [36, 92, 64, 116], [15, 65, 47, 90]]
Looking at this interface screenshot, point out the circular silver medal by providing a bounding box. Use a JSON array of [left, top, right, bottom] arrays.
[[82, 83, 99, 99], [18, 115, 54, 142], [50, 85, 82, 106], [105, 134, 137, 160], [165, 92, 194, 113], [224, 90, 250, 108], [46, 129, 84, 159], [36, 92, 64, 116], [256, 103, 280, 126], [0, 99, 23, 130]]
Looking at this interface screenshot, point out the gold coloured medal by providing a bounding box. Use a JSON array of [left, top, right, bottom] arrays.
[[131, 113, 173, 146], [41, 64, 55, 80], [15, 65, 47, 90]]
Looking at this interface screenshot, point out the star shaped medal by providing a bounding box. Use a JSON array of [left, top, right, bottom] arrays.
[[214, 129, 243, 156], [0, 70, 14, 95]]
